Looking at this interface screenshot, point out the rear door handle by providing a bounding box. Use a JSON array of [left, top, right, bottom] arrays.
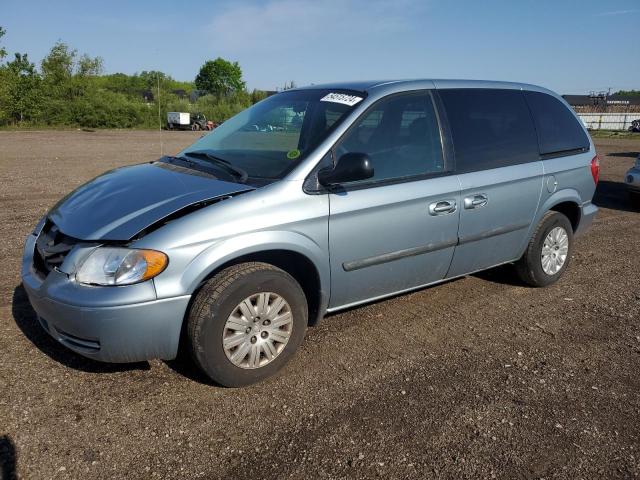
[[463, 194, 488, 209], [428, 199, 457, 216]]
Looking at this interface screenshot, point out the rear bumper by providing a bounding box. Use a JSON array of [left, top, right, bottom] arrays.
[[575, 201, 598, 238], [626, 167, 640, 193]]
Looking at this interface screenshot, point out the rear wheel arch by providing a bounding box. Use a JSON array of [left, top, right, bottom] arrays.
[[535, 188, 583, 233], [516, 192, 582, 261], [549, 201, 581, 232], [515, 210, 574, 287]]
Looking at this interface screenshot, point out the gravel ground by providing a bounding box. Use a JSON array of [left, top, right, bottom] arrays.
[[1, 130, 639, 479]]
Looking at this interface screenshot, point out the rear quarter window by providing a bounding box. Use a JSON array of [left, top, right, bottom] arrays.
[[439, 89, 539, 173], [524, 91, 589, 156]]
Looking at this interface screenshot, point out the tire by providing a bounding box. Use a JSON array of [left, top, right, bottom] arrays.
[[187, 262, 308, 387], [515, 211, 573, 287]]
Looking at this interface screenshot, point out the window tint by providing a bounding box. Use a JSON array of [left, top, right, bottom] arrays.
[[337, 92, 444, 183], [439, 89, 539, 173], [524, 91, 589, 155]]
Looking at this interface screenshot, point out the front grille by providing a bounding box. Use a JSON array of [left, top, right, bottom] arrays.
[[33, 220, 77, 277]]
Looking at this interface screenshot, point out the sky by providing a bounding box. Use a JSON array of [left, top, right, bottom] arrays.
[[1, 0, 638, 94]]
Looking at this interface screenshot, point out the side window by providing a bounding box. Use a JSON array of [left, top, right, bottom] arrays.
[[439, 89, 539, 173], [524, 91, 589, 155], [337, 92, 444, 183]]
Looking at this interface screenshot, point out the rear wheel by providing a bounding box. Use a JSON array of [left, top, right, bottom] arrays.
[[187, 262, 308, 387], [515, 211, 573, 287]]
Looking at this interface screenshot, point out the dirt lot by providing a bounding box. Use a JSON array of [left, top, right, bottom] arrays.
[[1, 130, 639, 479]]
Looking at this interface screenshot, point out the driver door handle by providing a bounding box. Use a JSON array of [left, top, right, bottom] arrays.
[[463, 194, 488, 209], [428, 199, 457, 216]]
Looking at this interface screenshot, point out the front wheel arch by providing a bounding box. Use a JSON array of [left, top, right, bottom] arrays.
[[192, 249, 324, 327], [187, 262, 308, 386]]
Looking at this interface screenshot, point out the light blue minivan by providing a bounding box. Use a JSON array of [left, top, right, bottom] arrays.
[[22, 80, 599, 386]]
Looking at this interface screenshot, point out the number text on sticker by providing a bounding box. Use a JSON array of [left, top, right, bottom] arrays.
[[320, 93, 363, 107]]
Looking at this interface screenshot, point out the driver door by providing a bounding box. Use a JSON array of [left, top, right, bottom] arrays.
[[327, 91, 461, 309]]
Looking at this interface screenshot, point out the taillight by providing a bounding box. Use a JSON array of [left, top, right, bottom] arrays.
[[591, 155, 600, 184]]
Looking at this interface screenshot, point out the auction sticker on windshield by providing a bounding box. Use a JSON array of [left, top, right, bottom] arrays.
[[320, 93, 363, 106]]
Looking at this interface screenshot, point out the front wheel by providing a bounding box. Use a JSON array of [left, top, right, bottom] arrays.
[[515, 211, 573, 287], [187, 262, 308, 387]]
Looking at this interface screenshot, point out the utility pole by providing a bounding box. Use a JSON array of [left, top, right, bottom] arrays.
[[157, 72, 163, 156]]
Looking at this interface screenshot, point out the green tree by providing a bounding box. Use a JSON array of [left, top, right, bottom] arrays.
[[41, 41, 76, 87], [0, 27, 8, 122], [250, 89, 268, 104], [5, 53, 42, 123], [77, 54, 103, 77], [0, 70, 9, 123], [614, 90, 640, 97], [139, 70, 168, 90], [0, 35, 256, 128], [195, 58, 245, 97], [0, 26, 7, 61]]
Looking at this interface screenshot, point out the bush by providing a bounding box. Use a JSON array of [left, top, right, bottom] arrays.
[[192, 92, 253, 124], [39, 89, 148, 128], [71, 90, 147, 128]]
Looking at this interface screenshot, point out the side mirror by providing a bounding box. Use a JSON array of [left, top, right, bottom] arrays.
[[318, 152, 374, 186]]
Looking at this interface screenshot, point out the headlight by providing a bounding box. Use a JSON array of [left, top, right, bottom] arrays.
[[76, 247, 168, 286]]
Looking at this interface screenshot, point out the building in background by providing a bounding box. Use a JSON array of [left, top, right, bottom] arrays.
[[563, 93, 640, 113]]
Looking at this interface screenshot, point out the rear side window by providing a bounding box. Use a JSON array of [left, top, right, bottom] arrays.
[[439, 89, 539, 173], [524, 91, 589, 156]]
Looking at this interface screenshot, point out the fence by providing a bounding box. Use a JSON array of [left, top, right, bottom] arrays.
[[577, 113, 638, 131]]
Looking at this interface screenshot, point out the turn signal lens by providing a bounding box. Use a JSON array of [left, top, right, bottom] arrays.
[[140, 250, 168, 281], [76, 247, 168, 286]]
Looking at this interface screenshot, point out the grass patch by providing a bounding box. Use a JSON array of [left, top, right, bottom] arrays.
[[0, 125, 162, 132], [589, 129, 640, 139]]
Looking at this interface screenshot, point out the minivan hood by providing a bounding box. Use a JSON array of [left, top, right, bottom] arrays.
[[49, 162, 254, 241]]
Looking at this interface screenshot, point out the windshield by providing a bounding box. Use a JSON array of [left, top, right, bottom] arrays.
[[180, 89, 365, 180]]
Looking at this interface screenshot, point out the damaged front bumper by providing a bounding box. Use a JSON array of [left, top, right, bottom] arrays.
[[21, 233, 190, 363]]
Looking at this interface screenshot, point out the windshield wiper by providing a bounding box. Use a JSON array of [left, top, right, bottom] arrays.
[[181, 151, 249, 184]]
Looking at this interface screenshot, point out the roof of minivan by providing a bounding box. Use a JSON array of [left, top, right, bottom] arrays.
[[292, 79, 555, 96]]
